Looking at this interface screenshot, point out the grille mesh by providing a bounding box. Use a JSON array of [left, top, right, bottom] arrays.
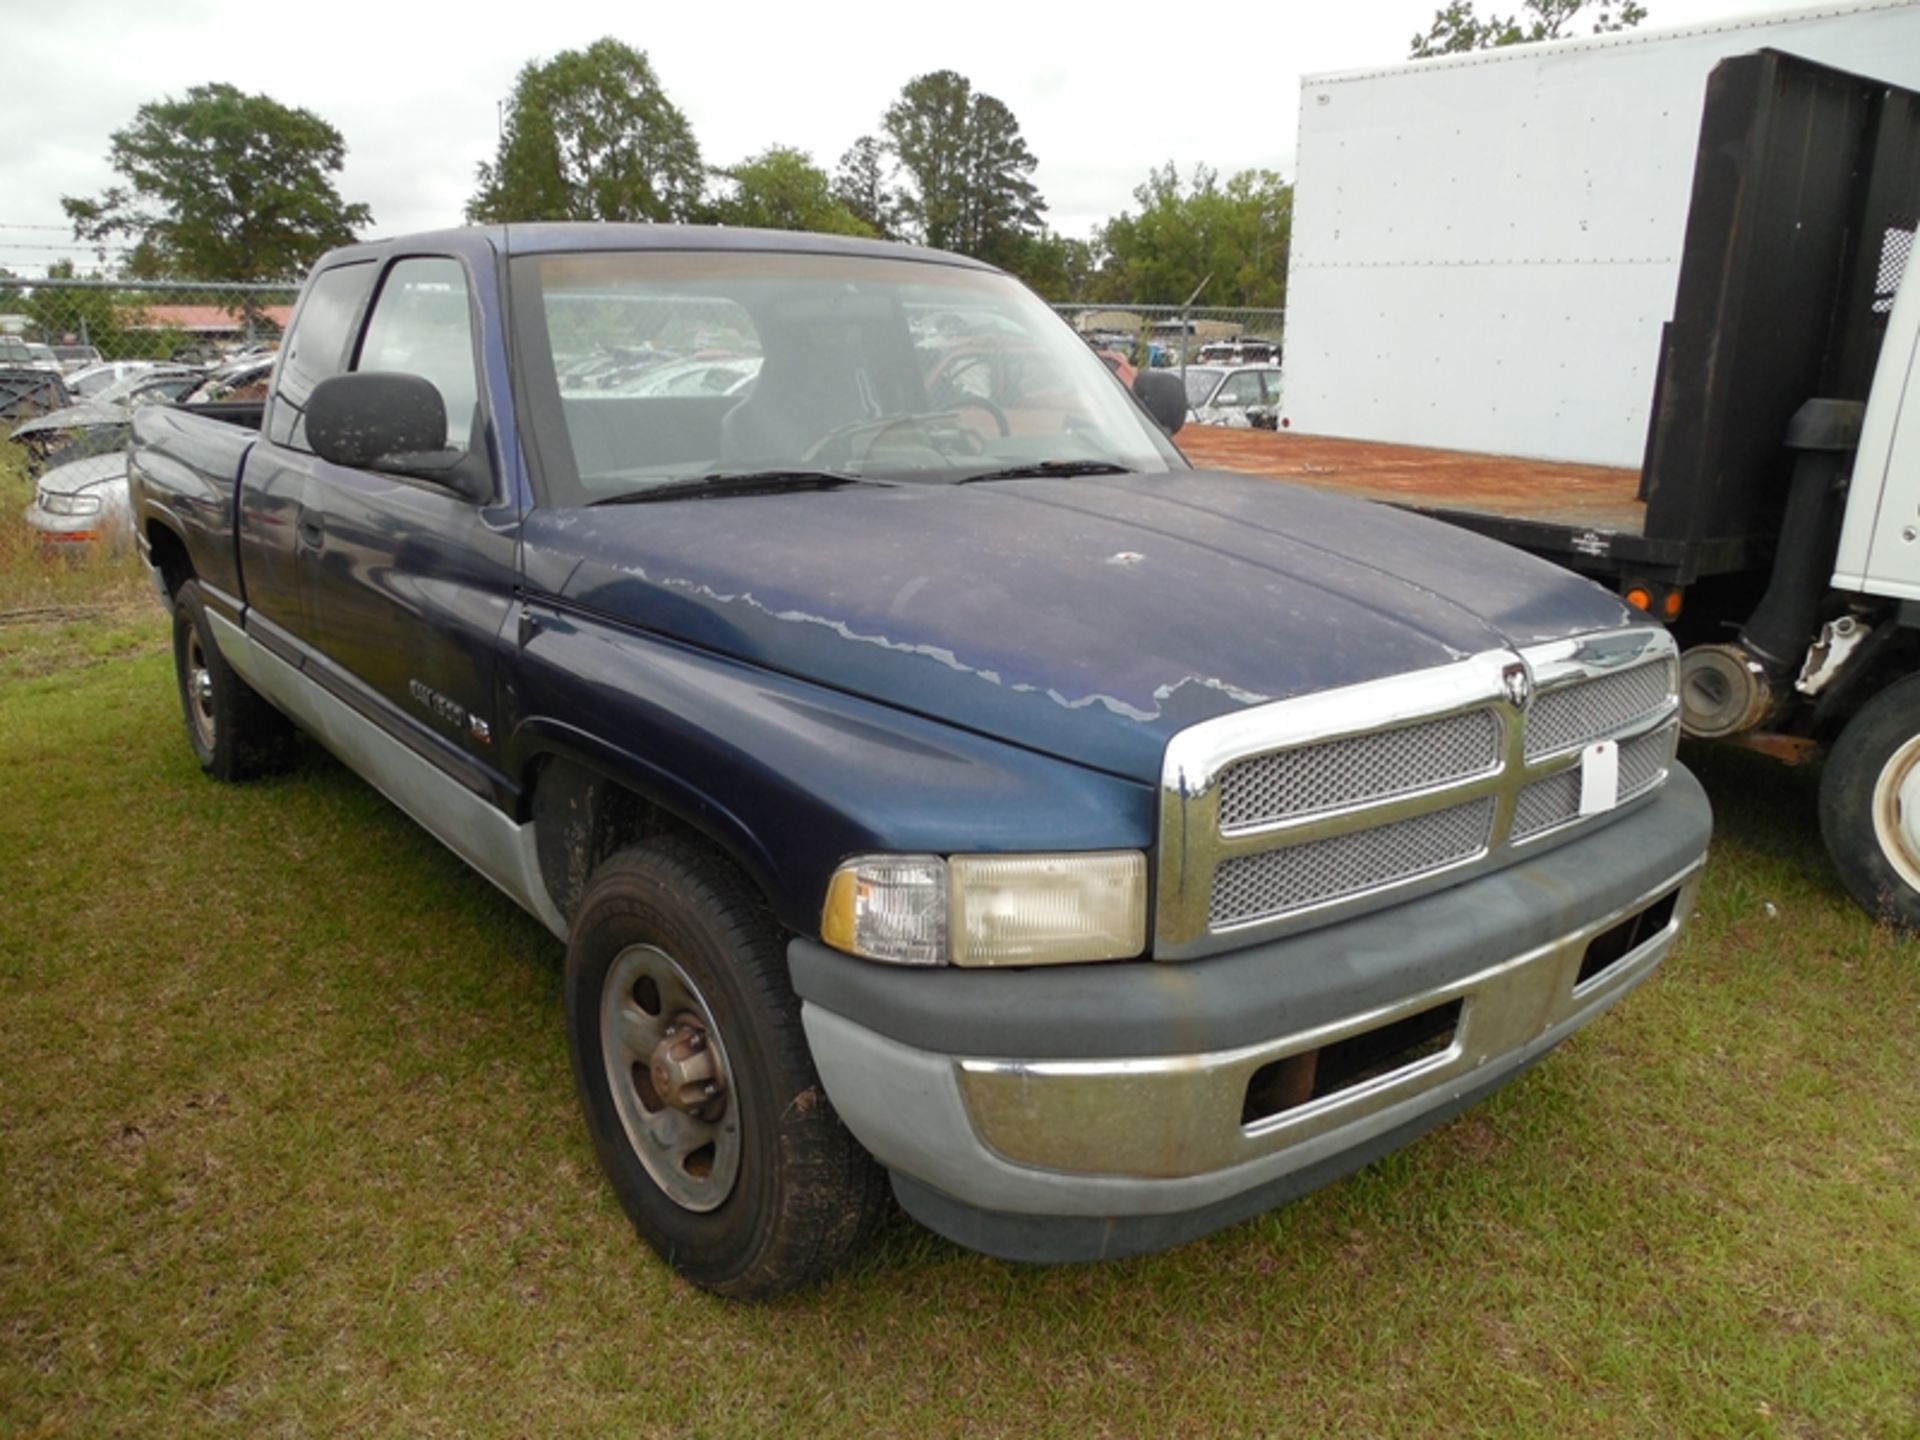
[[1512, 722, 1679, 840], [1525, 661, 1675, 760], [1217, 709, 1501, 831], [1210, 797, 1496, 927]]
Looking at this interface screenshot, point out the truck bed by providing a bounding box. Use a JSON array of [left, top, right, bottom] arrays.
[[1177, 427, 1659, 576]]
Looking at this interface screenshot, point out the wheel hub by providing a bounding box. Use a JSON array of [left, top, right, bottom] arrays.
[[185, 634, 216, 746], [599, 944, 741, 1212], [649, 1014, 725, 1119]]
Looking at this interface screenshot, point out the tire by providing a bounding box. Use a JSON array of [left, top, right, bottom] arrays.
[[171, 579, 296, 782], [563, 837, 888, 1297], [1819, 673, 1920, 931]]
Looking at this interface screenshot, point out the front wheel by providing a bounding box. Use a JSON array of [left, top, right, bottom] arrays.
[[563, 837, 888, 1297], [1819, 673, 1920, 931], [171, 579, 295, 782]]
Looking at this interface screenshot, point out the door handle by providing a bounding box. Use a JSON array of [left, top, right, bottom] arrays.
[[297, 514, 325, 551]]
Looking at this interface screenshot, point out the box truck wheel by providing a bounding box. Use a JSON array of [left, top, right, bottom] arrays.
[[1819, 674, 1920, 931], [562, 836, 888, 1297]]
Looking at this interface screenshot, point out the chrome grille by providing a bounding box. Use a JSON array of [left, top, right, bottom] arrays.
[[1511, 722, 1680, 841], [1210, 798, 1497, 929], [1155, 627, 1683, 959], [1217, 708, 1501, 831], [1525, 659, 1677, 760]]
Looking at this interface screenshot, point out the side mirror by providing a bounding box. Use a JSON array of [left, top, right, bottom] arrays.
[[1133, 368, 1187, 436], [308, 371, 449, 470], [306, 371, 486, 500]]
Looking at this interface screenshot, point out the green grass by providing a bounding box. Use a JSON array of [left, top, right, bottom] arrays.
[[1, 614, 1916, 1438]]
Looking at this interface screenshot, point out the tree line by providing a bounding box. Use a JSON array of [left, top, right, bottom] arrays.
[[54, 3, 1642, 308], [52, 43, 1293, 310]]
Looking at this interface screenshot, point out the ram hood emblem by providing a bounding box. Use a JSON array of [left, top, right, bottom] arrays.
[[1503, 663, 1534, 708]]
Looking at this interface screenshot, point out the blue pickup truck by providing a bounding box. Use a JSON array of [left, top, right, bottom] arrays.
[[128, 225, 1711, 1296]]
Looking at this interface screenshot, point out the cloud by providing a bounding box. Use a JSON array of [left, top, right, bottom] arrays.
[[0, 0, 1808, 274]]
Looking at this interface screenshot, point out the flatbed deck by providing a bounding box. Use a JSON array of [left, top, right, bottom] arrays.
[[1172, 427, 1749, 581], [1177, 427, 1646, 532]]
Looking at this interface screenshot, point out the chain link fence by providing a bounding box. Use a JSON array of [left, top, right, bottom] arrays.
[[0, 278, 295, 384]]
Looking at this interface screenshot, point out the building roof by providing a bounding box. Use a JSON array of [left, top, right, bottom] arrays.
[[128, 304, 295, 334]]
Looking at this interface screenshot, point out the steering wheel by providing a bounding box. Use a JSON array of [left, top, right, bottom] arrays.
[[946, 395, 1011, 437], [801, 408, 1005, 467]]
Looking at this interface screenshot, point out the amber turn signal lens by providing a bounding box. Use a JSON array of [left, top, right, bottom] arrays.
[[1662, 590, 1684, 619], [1625, 587, 1653, 613]]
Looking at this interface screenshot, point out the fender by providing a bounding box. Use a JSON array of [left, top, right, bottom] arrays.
[[506, 603, 1156, 938]]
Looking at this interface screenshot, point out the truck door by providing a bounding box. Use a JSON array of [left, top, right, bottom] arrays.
[[238, 260, 377, 645], [297, 255, 518, 787]]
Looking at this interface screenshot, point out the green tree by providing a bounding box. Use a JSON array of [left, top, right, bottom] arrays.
[[712, 147, 873, 236], [1411, 0, 1648, 56], [832, 136, 900, 240], [881, 71, 1045, 267], [62, 83, 370, 281], [1096, 164, 1292, 309], [1010, 231, 1101, 302], [468, 39, 703, 223]]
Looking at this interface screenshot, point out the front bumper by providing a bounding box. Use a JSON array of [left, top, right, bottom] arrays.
[[24, 501, 100, 546], [793, 765, 1712, 1262]]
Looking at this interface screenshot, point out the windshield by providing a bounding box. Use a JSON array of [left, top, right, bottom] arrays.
[[513, 250, 1185, 505], [71, 368, 124, 399], [83, 368, 169, 404], [1182, 367, 1223, 406]]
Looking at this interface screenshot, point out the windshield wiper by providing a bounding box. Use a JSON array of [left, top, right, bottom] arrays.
[[954, 460, 1134, 485], [588, 470, 873, 505]]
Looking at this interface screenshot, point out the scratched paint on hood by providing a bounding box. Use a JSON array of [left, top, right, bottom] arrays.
[[521, 469, 1632, 782]]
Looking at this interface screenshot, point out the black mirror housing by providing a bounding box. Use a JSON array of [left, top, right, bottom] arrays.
[[1132, 368, 1187, 436], [307, 371, 449, 470]]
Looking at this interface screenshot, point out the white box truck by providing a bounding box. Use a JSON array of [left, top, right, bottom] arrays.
[[1178, 36, 1920, 929], [1281, 0, 1920, 467]]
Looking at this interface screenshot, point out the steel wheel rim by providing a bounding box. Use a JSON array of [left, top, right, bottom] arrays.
[[600, 944, 741, 1212], [185, 632, 216, 750], [1872, 733, 1920, 894]]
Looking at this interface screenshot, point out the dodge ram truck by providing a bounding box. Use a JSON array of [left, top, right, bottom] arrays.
[[127, 225, 1712, 1297]]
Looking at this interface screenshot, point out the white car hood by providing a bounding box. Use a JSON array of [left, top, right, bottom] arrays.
[[36, 452, 128, 495]]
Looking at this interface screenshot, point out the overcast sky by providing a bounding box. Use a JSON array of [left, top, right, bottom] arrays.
[[0, 0, 1815, 275]]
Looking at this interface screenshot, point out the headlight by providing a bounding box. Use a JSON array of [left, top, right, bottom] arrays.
[[822, 851, 1147, 967], [38, 490, 101, 517]]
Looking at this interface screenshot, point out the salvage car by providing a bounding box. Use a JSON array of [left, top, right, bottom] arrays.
[[10, 366, 203, 472], [53, 344, 105, 373], [126, 225, 1711, 1297], [24, 451, 130, 552], [1184, 364, 1283, 426], [0, 367, 70, 423]]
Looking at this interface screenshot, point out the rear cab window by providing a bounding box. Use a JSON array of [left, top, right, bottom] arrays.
[[268, 262, 377, 449]]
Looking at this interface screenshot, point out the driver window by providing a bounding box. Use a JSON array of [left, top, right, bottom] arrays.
[[357, 257, 480, 454]]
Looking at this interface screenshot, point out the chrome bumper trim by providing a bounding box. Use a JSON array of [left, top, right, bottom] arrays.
[[956, 862, 1701, 1182]]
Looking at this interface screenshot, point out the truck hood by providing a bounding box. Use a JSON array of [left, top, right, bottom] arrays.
[[522, 470, 1635, 782]]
